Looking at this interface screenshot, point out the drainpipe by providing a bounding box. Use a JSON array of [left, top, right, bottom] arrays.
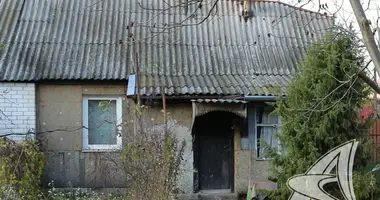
[[242, 0, 253, 20], [243, 96, 285, 102]]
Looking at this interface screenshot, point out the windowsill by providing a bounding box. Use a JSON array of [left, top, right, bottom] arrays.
[[255, 158, 274, 161], [82, 149, 121, 153]]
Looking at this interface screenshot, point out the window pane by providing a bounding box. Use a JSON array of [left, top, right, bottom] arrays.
[[256, 106, 280, 158], [257, 107, 278, 124], [88, 100, 117, 145], [257, 126, 278, 158], [262, 112, 278, 124]]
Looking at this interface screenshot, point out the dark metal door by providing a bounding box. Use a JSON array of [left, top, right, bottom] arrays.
[[198, 134, 232, 190]]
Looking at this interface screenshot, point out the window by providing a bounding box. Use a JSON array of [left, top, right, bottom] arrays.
[[82, 96, 122, 150], [255, 107, 281, 159]]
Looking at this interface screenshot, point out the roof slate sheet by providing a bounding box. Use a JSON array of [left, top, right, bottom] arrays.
[[0, 0, 333, 96]]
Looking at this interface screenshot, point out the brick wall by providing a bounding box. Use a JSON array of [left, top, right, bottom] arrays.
[[0, 83, 36, 141]]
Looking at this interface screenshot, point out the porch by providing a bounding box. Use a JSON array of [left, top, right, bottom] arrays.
[[190, 99, 279, 194]]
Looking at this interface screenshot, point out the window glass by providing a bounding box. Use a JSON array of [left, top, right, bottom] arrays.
[[257, 126, 279, 157], [88, 100, 117, 145], [256, 106, 280, 158], [256, 107, 278, 124]]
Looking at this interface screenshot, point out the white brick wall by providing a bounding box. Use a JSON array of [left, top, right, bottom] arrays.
[[0, 83, 36, 141]]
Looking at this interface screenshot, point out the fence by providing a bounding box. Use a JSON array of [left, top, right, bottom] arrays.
[[369, 119, 380, 162]]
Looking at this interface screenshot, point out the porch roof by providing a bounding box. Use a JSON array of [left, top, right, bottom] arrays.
[[191, 99, 247, 104], [191, 98, 247, 120]]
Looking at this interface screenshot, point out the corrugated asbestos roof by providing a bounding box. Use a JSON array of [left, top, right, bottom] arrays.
[[0, 0, 333, 96]]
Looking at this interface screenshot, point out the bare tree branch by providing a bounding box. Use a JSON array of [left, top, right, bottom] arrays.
[[350, 0, 380, 80]]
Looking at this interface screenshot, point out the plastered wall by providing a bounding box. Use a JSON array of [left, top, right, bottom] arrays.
[[37, 84, 194, 193], [38, 84, 128, 187], [137, 102, 194, 194], [234, 151, 277, 193], [37, 83, 274, 194], [233, 122, 276, 194]]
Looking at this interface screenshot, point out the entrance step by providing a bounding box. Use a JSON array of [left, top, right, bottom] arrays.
[[178, 193, 237, 200], [177, 190, 271, 200], [178, 190, 237, 200]]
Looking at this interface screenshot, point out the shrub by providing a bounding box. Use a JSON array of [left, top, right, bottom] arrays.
[[121, 104, 186, 200], [0, 138, 44, 199], [353, 171, 377, 199]]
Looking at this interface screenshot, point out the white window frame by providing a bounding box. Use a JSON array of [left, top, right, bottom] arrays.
[[82, 96, 122, 150]]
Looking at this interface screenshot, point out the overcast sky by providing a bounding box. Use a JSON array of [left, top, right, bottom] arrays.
[[282, 0, 380, 79], [282, 0, 380, 31]]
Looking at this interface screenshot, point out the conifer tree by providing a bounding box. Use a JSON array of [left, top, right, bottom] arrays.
[[268, 32, 374, 199]]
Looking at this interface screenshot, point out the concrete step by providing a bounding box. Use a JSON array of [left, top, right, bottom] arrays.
[[177, 190, 270, 200], [178, 189, 240, 200], [178, 193, 237, 200]]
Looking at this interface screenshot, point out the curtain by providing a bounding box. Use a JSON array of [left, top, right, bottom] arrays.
[[88, 100, 117, 145], [257, 108, 279, 158]]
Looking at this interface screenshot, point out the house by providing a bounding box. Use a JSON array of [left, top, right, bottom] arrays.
[[0, 0, 333, 196]]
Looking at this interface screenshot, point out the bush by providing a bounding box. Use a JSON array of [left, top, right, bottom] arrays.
[[121, 104, 186, 200], [353, 171, 378, 199], [0, 138, 44, 199]]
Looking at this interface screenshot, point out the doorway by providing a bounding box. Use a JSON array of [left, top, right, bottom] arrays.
[[193, 111, 239, 192]]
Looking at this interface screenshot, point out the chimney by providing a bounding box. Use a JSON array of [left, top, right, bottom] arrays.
[[242, 0, 253, 20]]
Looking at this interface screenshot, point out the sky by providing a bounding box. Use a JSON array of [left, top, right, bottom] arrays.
[[283, 0, 380, 80], [282, 0, 380, 27]]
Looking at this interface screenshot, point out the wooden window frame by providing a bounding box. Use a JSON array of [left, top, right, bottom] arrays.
[[246, 105, 282, 159]]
